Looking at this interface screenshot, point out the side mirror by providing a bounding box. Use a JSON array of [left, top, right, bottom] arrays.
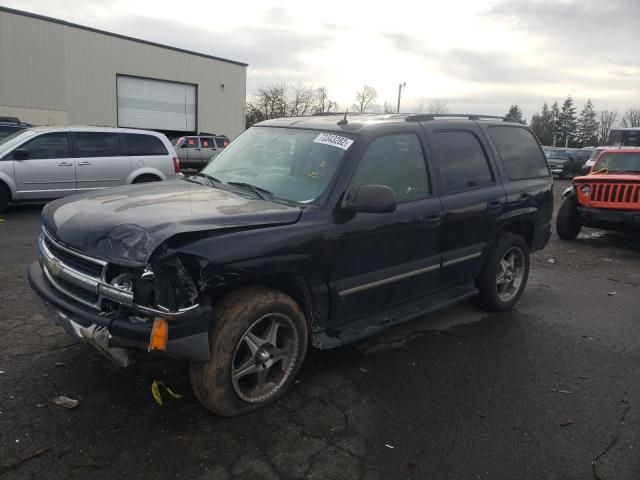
[[345, 184, 397, 214], [13, 148, 29, 160]]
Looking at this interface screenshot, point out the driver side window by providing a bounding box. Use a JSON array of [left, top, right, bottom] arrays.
[[349, 133, 431, 203]]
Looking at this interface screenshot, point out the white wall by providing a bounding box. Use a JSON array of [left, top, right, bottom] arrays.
[[0, 8, 247, 139]]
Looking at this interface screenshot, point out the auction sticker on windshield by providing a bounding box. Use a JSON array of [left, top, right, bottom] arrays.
[[313, 133, 354, 150]]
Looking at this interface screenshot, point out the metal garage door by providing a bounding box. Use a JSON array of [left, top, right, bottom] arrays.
[[117, 75, 196, 131]]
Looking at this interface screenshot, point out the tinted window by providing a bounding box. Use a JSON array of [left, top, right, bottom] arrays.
[[16, 132, 69, 159], [200, 137, 215, 149], [433, 131, 493, 193], [488, 127, 549, 180], [125, 134, 168, 156], [216, 137, 229, 148], [185, 137, 199, 148], [0, 126, 23, 140], [350, 133, 430, 203], [74, 132, 121, 157]]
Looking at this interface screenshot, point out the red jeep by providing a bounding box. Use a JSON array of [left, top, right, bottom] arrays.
[[556, 148, 640, 240]]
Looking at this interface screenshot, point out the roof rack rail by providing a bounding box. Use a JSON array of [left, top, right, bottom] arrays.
[[311, 111, 378, 117], [405, 113, 506, 122]]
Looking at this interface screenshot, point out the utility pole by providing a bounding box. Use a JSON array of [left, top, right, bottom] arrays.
[[397, 82, 406, 113]]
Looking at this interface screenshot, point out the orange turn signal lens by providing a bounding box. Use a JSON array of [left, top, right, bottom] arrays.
[[149, 318, 168, 351]]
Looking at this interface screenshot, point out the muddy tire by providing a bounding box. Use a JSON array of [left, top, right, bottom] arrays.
[[476, 233, 530, 312], [0, 185, 8, 214], [190, 287, 308, 417], [556, 195, 582, 241]]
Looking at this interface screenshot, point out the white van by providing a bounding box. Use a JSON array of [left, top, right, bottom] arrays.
[[0, 126, 181, 212]]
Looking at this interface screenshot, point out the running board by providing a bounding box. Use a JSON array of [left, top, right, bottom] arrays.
[[313, 284, 478, 349]]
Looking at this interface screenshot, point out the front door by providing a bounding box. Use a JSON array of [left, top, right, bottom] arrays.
[[12, 131, 76, 200], [328, 131, 442, 326], [425, 126, 507, 286], [73, 132, 132, 192]]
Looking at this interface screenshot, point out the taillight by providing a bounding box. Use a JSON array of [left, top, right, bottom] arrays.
[[172, 156, 180, 173]]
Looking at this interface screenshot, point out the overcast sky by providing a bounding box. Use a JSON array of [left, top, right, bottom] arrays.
[[3, 0, 639, 119]]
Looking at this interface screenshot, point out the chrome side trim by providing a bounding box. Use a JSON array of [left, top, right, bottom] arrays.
[[339, 264, 440, 297], [442, 252, 482, 268]]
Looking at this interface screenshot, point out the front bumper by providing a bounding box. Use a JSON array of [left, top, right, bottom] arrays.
[[577, 206, 640, 230], [28, 262, 211, 364]]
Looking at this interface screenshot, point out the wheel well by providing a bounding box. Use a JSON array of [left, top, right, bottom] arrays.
[[133, 173, 161, 183], [0, 180, 10, 200], [213, 274, 315, 327], [501, 220, 534, 249]]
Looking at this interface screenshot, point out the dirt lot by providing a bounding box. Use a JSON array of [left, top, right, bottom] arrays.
[[1, 180, 639, 480]]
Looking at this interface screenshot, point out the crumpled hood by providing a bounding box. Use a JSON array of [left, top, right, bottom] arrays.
[[42, 179, 302, 266]]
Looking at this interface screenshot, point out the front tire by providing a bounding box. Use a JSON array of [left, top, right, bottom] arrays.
[[190, 287, 308, 417], [476, 233, 530, 312], [556, 195, 582, 240]]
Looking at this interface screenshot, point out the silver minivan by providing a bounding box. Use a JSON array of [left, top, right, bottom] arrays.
[[0, 126, 181, 212]]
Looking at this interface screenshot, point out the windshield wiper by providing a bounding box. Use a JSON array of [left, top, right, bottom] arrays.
[[188, 172, 221, 186], [226, 181, 272, 201]]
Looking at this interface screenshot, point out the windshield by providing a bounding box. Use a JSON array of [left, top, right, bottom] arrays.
[[594, 152, 640, 173], [202, 127, 353, 203]]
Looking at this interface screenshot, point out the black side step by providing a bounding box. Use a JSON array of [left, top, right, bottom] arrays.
[[314, 283, 478, 349]]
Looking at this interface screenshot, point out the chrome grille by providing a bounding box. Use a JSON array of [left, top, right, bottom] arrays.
[[39, 229, 107, 310]]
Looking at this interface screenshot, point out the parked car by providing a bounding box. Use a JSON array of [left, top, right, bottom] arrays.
[[0, 126, 181, 212], [28, 113, 552, 416], [545, 148, 589, 179], [557, 148, 640, 239], [0, 117, 31, 141], [172, 134, 229, 170]]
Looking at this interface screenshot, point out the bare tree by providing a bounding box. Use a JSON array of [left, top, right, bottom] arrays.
[[353, 85, 378, 113], [382, 101, 395, 114], [621, 107, 640, 128], [427, 99, 448, 114], [289, 85, 317, 117], [315, 87, 338, 114], [415, 104, 425, 114], [597, 109, 618, 145], [245, 82, 289, 128]]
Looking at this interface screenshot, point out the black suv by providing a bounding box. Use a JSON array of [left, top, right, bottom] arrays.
[[0, 117, 31, 140], [29, 113, 552, 416]]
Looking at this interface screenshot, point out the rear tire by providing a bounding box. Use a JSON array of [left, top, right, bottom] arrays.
[[476, 233, 530, 312], [190, 287, 308, 417], [133, 174, 160, 184], [0, 185, 9, 214], [556, 196, 582, 240]]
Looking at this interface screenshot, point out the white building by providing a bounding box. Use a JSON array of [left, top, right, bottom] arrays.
[[0, 6, 247, 139]]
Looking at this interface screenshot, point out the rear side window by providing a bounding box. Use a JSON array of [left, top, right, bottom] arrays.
[[186, 137, 199, 148], [125, 134, 168, 156], [200, 137, 215, 148], [14, 132, 69, 159], [216, 137, 229, 148], [433, 131, 493, 193], [488, 126, 548, 180], [73, 132, 121, 157]]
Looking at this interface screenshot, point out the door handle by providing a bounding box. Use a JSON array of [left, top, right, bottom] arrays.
[[78, 161, 92, 166], [195, 148, 201, 151], [422, 212, 442, 226], [58, 162, 73, 166], [487, 199, 502, 212]]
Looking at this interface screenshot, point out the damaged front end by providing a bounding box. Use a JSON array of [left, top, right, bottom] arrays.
[[29, 226, 213, 366]]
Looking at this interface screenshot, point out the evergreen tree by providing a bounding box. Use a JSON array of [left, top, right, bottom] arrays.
[[550, 101, 561, 146], [504, 104, 525, 124], [576, 99, 598, 147], [530, 113, 543, 142], [558, 96, 577, 147]]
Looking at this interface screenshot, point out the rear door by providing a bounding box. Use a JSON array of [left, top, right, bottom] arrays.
[[12, 131, 76, 200], [198, 137, 216, 166], [424, 123, 507, 286], [73, 132, 131, 192], [182, 136, 200, 169]]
